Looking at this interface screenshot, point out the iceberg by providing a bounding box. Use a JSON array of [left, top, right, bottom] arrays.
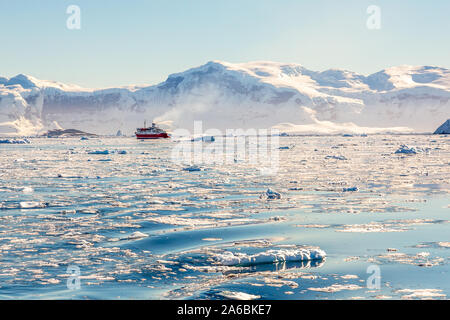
[[433, 119, 450, 134]]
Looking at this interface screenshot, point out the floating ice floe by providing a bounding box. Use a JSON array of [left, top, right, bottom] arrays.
[[126, 231, 148, 240], [21, 187, 34, 193], [376, 251, 444, 267], [183, 165, 202, 172], [396, 288, 446, 300], [87, 149, 127, 155], [325, 155, 347, 160], [88, 150, 110, 155], [214, 248, 326, 266], [342, 187, 358, 192], [308, 284, 362, 293], [260, 188, 281, 200], [19, 201, 48, 209], [191, 135, 215, 142], [394, 145, 424, 154], [218, 291, 261, 300], [0, 138, 30, 144]]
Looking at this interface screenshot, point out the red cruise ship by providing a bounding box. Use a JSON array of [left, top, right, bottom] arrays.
[[135, 121, 170, 139]]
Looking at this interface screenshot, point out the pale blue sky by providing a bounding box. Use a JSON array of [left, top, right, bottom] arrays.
[[1, 0, 449, 87]]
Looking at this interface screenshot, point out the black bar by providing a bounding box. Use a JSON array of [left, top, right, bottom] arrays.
[[0, 300, 446, 319]]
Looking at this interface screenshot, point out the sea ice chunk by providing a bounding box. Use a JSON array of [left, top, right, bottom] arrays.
[[260, 188, 281, 200], [325, 155, 347, 160], [218, 291, 261, 300], [394, 145, 420, 154], [183, 165, 201, 172], [88, 150, 110, 155], [215, 248, 326, 266], [343, 187, 359, 192], [126, 231, 148, 240], [0, 139, 30, 144], [191, 135, 215, 142]]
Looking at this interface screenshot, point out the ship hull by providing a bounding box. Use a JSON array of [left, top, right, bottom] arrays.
[[136, 133, 170, 139]]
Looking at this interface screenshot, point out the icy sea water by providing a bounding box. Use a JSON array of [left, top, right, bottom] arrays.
[[0, 135, 448, 300]]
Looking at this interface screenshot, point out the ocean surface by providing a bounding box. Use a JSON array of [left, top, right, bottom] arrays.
[[0, 135, 448, 300]]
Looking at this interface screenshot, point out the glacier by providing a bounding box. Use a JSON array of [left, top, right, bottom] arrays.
[[1, 61, 449, 136]]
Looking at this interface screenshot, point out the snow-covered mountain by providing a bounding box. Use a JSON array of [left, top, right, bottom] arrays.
[[1, 61, 449, 136]]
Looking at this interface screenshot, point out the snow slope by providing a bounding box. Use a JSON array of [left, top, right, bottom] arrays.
[[1, 61, 449, 136]]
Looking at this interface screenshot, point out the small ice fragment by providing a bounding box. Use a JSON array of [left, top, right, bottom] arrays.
[[21, 187, 33, 193], [325, 155, 347, 160], [343, 187, 358, 192], [88, 150, 110, 155], [61, 210, 76, 214], [183, 165, 201, 172], [19, 201, 47, 209], [260, 188, 281, 200], [126, 231, 148, 240], [191, 135, 215, 142], [117, 150, 127, 154], [80, 136, 89, 141], [218, 291, 261, 300]]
